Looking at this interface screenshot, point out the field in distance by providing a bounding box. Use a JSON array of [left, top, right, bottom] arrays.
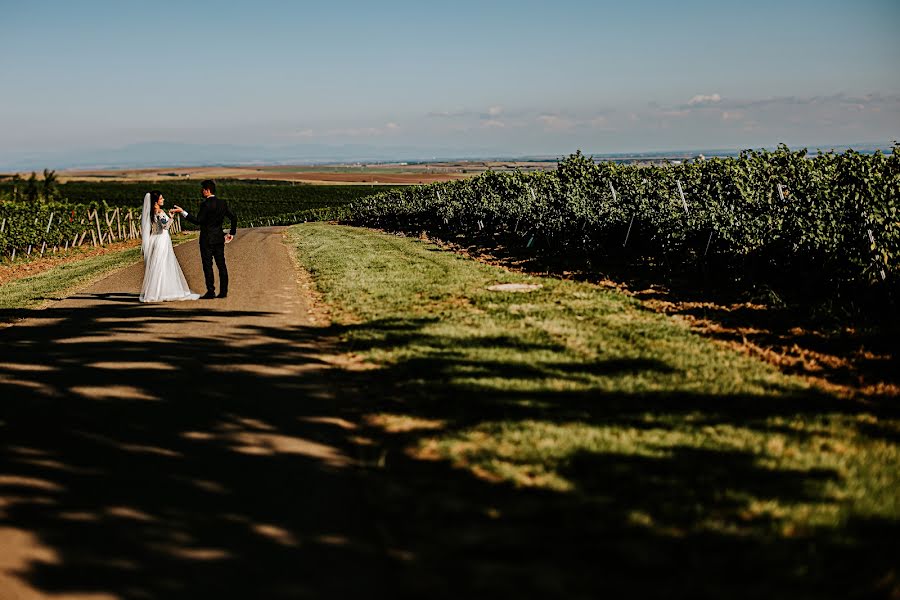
[[47, 161, 558, 185]]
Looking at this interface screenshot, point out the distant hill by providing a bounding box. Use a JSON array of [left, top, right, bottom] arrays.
[[0, 141, 893, 171]]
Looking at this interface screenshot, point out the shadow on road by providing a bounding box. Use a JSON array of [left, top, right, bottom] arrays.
[[0, 299, 896, 599]]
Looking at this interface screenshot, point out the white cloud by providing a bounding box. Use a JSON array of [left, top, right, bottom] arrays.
[[537, 114, 576, 132], [290, 129, 315, 138], [487, 105, 503, 117], [481, 119, 506, 129], [688, 93, 722, 106]]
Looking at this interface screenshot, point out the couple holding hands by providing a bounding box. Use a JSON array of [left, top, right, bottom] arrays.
[[139, 179, 236, 302]]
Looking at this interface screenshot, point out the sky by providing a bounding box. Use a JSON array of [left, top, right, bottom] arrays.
[[1, 0, 899, 163]]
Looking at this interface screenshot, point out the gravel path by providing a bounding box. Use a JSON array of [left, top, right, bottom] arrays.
[[0, 227, 393, 599]]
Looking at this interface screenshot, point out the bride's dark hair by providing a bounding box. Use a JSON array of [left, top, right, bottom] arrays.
[[149, 190, 162, 219]]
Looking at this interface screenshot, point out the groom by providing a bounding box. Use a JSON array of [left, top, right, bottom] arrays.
[[173, 180, 237, 299]]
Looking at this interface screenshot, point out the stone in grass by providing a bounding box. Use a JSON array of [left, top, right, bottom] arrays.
[[486, 283, 543, 293]]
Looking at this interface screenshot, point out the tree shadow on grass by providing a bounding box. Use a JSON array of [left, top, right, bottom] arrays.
[[0, 303, 897, 599], [420, 234, 900, 399]]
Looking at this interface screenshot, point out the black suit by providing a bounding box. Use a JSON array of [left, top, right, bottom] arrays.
[[182, 195, 237, 295]]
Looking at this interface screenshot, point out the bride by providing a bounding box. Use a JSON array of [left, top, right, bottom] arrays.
[[139, 191, 200, 303]]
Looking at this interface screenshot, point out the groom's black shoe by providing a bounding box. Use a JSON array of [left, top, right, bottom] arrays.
[[200, 291, 217, 300], [216, 291, 228, 298]]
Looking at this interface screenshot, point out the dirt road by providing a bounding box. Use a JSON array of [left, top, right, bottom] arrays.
[[0, 228, 394, 599]]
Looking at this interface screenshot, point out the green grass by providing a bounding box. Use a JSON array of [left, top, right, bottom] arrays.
[[287, 222, 899, 598], [0, 247, 142, 311], [0, 233, 195, 312]]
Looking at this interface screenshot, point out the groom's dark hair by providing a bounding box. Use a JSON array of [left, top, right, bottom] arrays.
[[201, 180, 216, 195]]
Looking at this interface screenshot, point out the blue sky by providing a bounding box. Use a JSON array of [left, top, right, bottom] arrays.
[[1, 0, 898, 160]]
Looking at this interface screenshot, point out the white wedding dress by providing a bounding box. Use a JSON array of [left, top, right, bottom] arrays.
[[139, 194, 200, 303]]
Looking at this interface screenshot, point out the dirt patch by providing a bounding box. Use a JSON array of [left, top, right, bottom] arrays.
[[637, 295, 899, 399], [50, 161, 557, 185], [486, 283, 543, 292], [271, 172, 470, 184]]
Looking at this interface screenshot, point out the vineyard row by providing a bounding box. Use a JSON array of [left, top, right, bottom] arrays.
[[0, 204, 184, 259], [347, 146, 899, 289]]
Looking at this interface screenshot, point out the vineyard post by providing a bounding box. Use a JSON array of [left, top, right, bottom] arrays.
[[0, 218, 5, 233], [623, 213, 636, 248], [777, 183, 786, 202], [867, 227, 887, 281], [677, 180, 689, 214], [92, 210, 103, 245], [104, 210, 116, 242], [39, 212, 53, 257], [116, 208, 123, 240], [526, 185, 540, 246], [437, 191, 447, 226], [611, 183, 635, 247], [704, 231, 715, 256]]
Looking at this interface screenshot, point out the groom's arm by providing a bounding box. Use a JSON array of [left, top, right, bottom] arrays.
[[224, 200, 237, 236], [176, 202, 207, 226]]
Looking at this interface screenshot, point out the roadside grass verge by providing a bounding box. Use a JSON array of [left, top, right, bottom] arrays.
[[0, 233, 196, 313], [288, 222, 898, 598]]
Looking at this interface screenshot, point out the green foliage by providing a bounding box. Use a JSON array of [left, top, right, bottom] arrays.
[[0, 180, 388, 259], [41, 169, 59, 201], [0, 200, 108, 256], [8, 174, 23, 202], [27, 180, 390, 225], [24, 172, 39, 203], [349, 145, 900, 287]]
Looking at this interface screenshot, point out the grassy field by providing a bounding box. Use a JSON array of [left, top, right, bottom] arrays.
[[0, 246, 142, 312], [287, 222, 899, 598], [0, 233, 194, 313]]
